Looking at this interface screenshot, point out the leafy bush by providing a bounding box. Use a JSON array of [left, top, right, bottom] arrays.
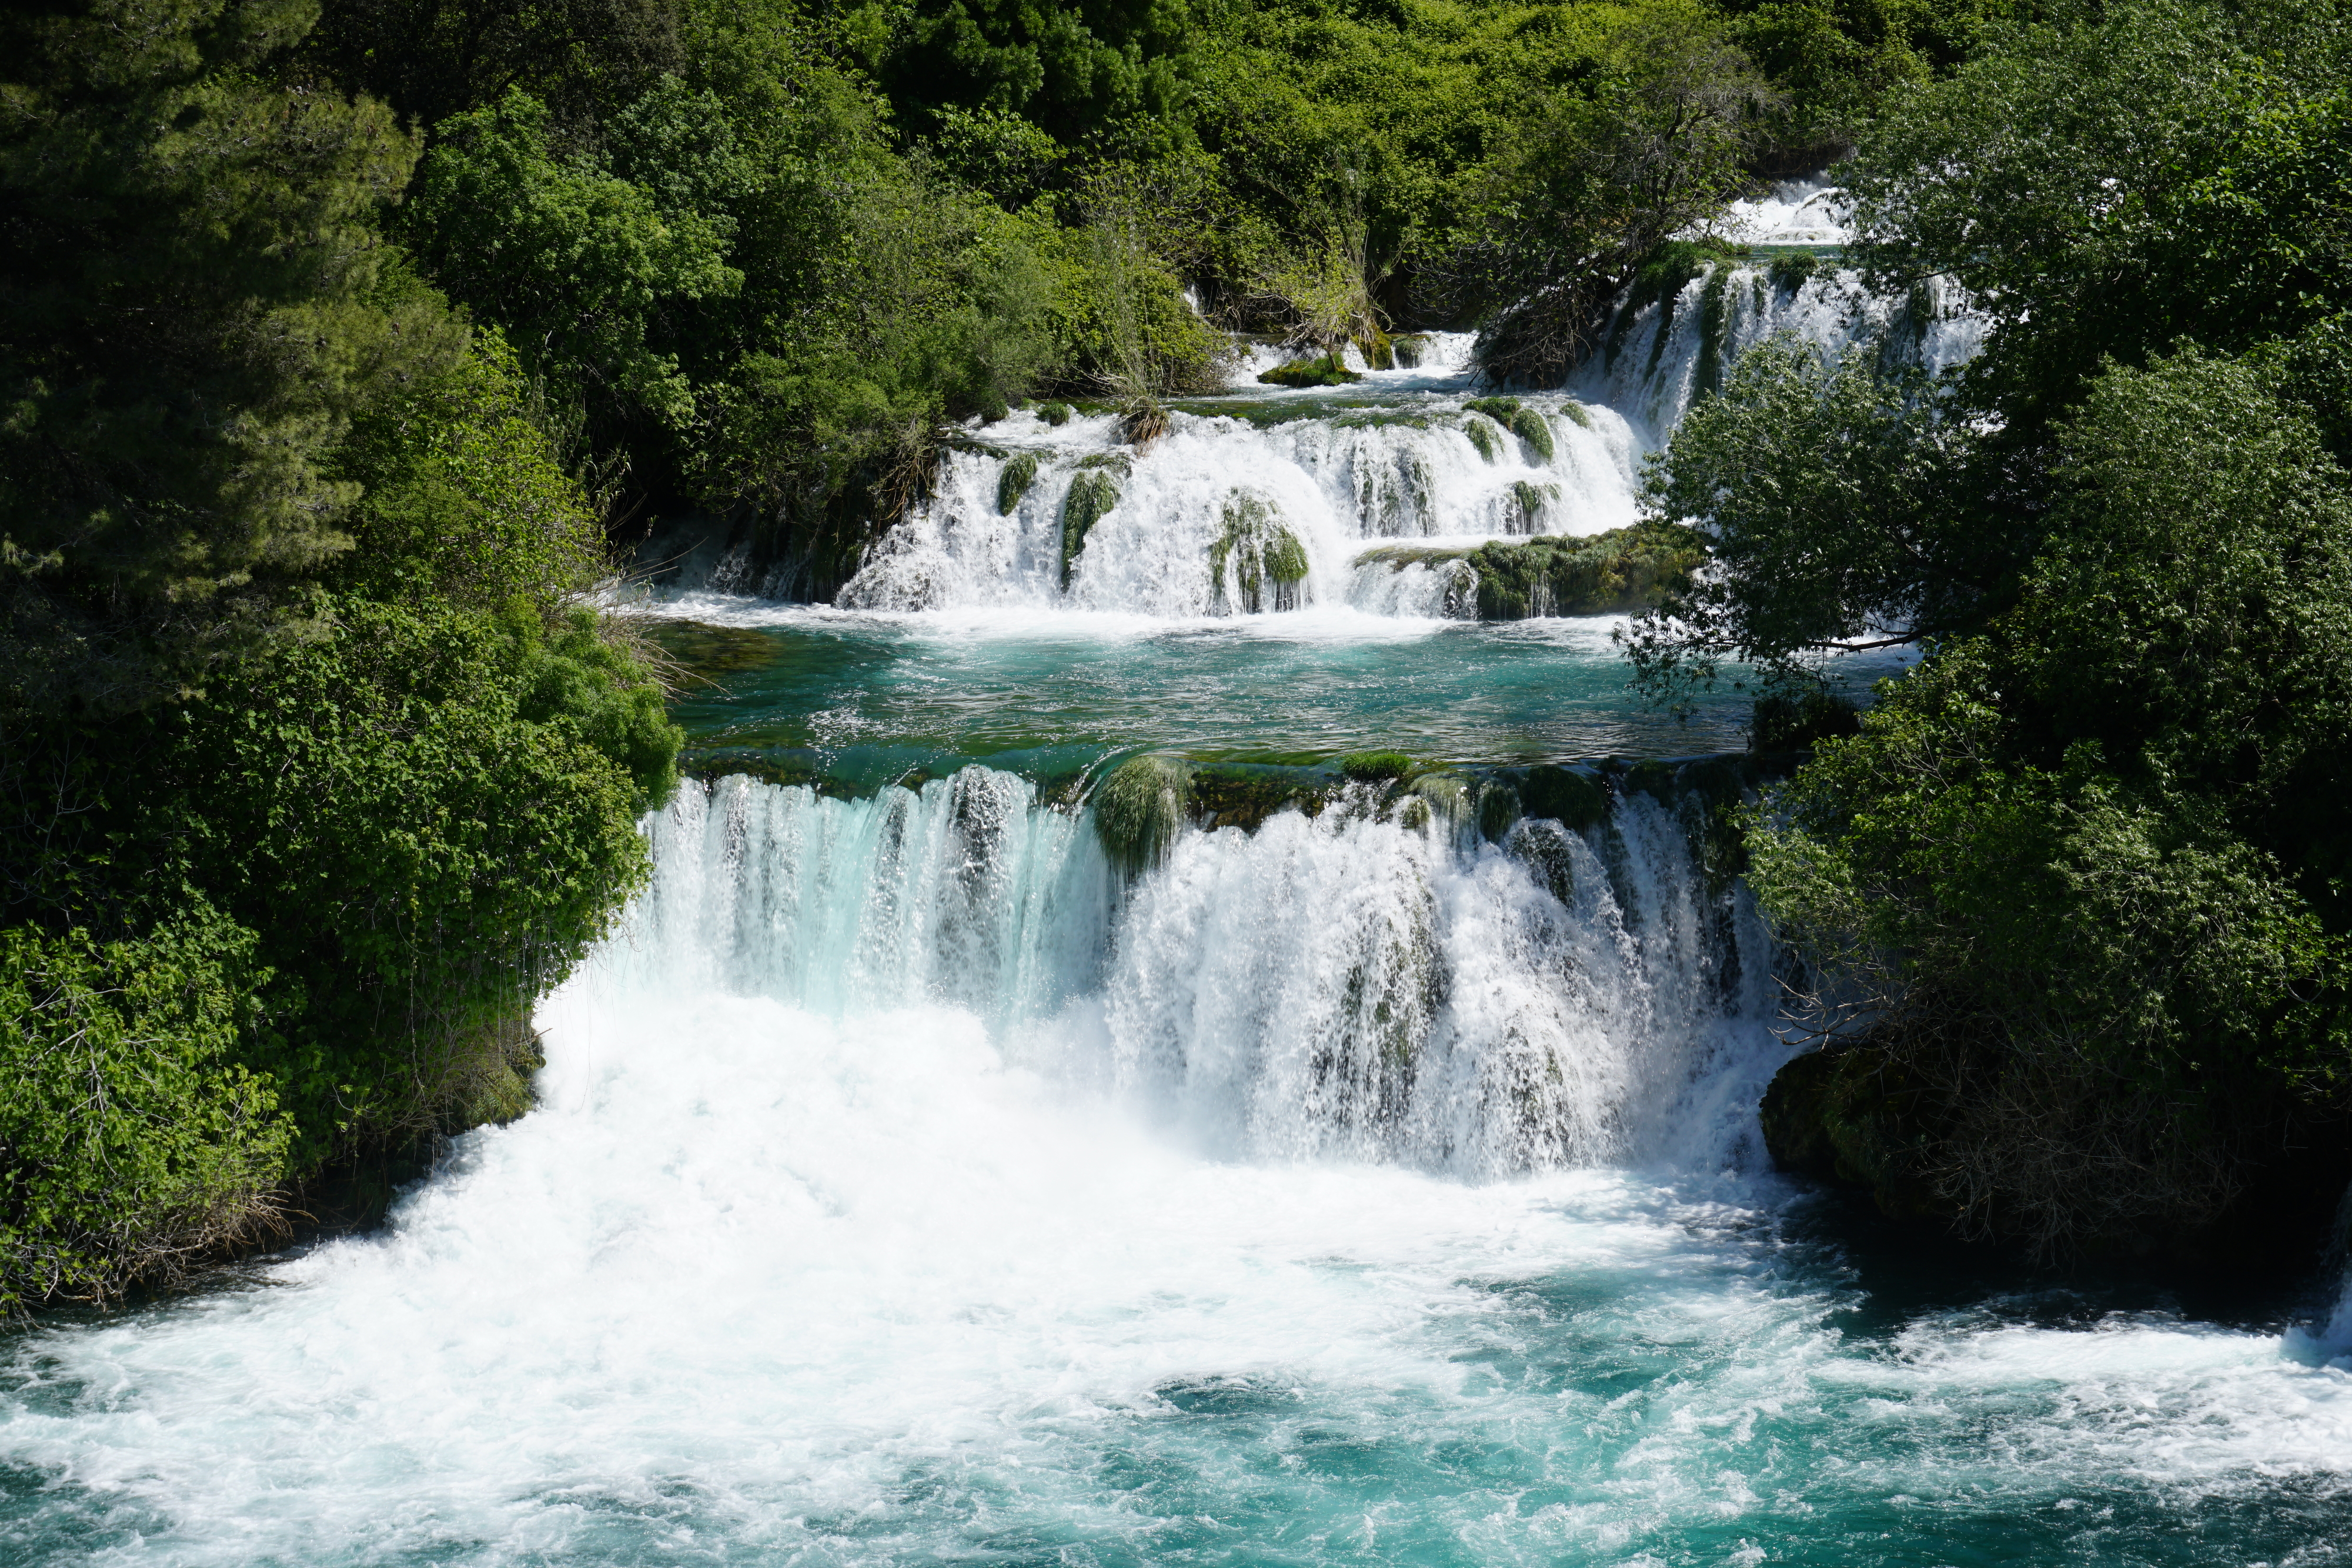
[[0, 912, 291, 1308], [1748, 350, 2352, 1253], [131, 598, 671, 1167]]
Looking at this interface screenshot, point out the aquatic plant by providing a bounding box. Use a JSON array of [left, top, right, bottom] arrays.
[[1464, 397, 1555, 462], [1091, 754, 1194, 872], [1060, 470, 1122, 585], [1258, 354, 1361, 387], [1336, 751, 1415, 783], [997, 452, 1041, 513], [1210, 493, 1310, 613]]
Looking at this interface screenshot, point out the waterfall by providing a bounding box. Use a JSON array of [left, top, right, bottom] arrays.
[[640, 211, 1987, 622], [1573, 260, 1984, 450], [835, 392, 1643, 616], [619, 769, 1783, 1176]]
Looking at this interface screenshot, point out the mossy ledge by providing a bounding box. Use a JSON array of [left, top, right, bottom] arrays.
[[1083, 750, 1782, 877], [1462, 396, 1556, 463], [1355, 523, 1704, 620], [1258, 352, 1362, 387]]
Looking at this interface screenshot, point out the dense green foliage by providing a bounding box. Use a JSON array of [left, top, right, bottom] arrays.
[[295, 0, 1975, 582], [0, 912, 289, 1303], [1635, 0, 2352, 1253], [0, 0, 454, 713], [0, 1, 681, 1306]]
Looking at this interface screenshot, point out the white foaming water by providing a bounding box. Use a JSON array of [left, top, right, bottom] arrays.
[[2, 770, 2349, 1566], [1573, 260, 1985, 451], [1702, 176, 1853, 248], [814, 262, 1982, 619], [622, 772, 1770, 1174], [837, 397, 1640, 617]]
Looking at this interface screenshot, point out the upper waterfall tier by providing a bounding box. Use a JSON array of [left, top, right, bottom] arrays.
[[655, 258, 1984, 619], [837, 385, 1642, 616]]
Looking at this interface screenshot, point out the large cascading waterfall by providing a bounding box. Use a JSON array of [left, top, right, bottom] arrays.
[[6, 178, 2351, 1568], [622, 768, 1781, 1178]]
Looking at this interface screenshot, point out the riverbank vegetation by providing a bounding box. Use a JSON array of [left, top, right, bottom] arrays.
[[1632, 0, 2352, 1259]]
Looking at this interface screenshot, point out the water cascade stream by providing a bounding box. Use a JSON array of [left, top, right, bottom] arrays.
[[2, 182, 2347, 1566], [669, 185, 1982, 621]]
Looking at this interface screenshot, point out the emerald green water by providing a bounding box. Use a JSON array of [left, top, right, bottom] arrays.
[[648, 605, 1870, 790]]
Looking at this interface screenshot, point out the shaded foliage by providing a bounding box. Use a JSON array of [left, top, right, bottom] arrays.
[[1749, 350, 2352, 1254], [0, 0, 458, 713]]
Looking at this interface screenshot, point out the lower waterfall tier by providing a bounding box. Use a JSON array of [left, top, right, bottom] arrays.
[[1, 766, 2346, 1566], [622, 769, 1780, 1175]]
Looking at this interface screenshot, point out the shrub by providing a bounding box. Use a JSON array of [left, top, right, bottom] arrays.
[[0, 912, 292, 1308]]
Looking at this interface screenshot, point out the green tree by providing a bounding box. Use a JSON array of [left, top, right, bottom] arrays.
[[1467, 6, 1779, 382], [1622, 337, 2024, 706], [1749, 349, 2352, 1253], [400, 83, 743, 452], [1845, 0, 2352, 427], [0, 0, 458, 713], [0, 910, 291, 1308], [129, 597, 671, 1168]]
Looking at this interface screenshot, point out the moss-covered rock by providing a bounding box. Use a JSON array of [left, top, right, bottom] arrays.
[[1332, 412, 1432, 431], [1603, 240, 1730, 377], [1211, 492, 1310, 613], [1391, 334, 1434, 368], [1060, 469, 1121, 586], [1092, 754, 1194, 872], [1360, 330, 1395, 370], [1476, 781, 1522, 842], [997, 452, 1040, 514], [1259, 353, 1361, 387], [1623, 757, 1676, 802], [1508, 817, 1579, 904], [1462, 417, 1501, 463], [1191, 764, 1327, 830], [1559, 400, 1593, 430], [1464, 396, 1556, 463], [1508, 480, 1556, 531], [1038, 402, 1073, 426], [1516, 764, 1608, 831], [1407, 773, 1473, 835], [1358, 523, 1702, 621], [1336, 750, 1414, 783]]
